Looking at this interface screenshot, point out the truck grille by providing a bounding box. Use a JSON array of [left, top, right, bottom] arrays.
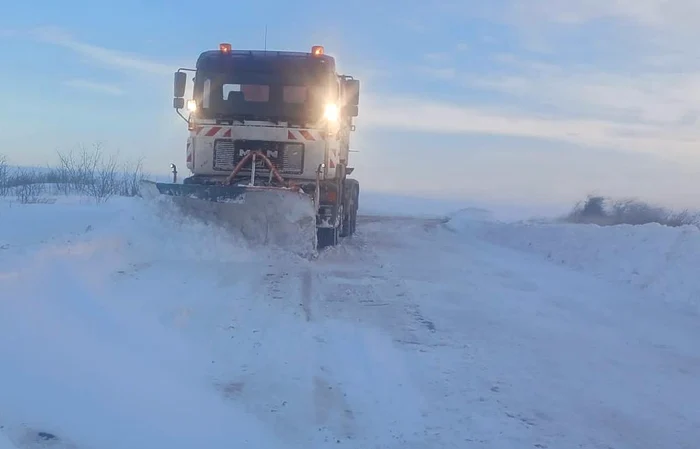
[[213, 139, 304, 175]]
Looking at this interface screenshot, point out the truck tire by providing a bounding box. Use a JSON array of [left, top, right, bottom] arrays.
[[352, 182, 359, 234], [317, 226, 339, 248], [341, 178, 359, 237]]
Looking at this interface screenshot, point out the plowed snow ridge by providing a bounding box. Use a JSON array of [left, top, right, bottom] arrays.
[[0, 195, 698, 449]]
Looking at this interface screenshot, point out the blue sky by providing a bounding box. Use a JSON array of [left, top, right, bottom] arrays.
[[2, 0, 700, 208]]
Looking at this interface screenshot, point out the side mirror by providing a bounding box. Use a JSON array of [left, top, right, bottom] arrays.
[[174, 71, 187, 98], [343, 79, 360, 106], [173, 97, 185, 109]]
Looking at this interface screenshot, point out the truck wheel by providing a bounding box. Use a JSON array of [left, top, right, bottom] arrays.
[[346, 191, 358, 236], [317, 226, 339, 248], [340, 204, 352, 237], [351, 183, 359, 234], [341, 179, 359, 237]]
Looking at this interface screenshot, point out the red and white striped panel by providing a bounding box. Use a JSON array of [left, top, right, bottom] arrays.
[[192, 126, 323, 141], [287, 129, 324, 141], [193, 126, 232, 138]]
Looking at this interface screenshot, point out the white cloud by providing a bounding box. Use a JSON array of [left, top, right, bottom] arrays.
[[63, 79, 124, 96], [368, 0, 700, 205], [501, 0, 700, 58], [509, 0, 700, 30], [359, 95, 700, 161], [30, 27, 172, 75], [415, 66, 456, 80], [464, 67, 700, 126], [379, 1, 700, 163], [424, 52, 451, 63], [409, 50, 700, 132], [394, 17, 427, 34]]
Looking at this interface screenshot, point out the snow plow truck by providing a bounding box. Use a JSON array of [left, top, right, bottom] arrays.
[[142, 43, 360, 255]]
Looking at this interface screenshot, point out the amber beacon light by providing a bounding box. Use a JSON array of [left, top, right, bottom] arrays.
[[219, 43, 232, 53], [311, 45, 324, 56]]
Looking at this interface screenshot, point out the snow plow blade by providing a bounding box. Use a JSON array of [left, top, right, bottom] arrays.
[[139, 180, 318, 257]]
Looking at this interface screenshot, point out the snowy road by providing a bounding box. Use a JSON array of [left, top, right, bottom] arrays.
[[315, 215, 699, 448], [1, 197, 698, 449]]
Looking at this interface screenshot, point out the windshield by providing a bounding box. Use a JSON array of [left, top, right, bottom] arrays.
[[193, 66, 338, 123]]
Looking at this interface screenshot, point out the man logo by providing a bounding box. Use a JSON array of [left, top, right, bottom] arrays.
[[237, 149, 278, 158]]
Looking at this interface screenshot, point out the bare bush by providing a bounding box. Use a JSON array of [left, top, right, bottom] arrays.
[[12, 167, 50, 204], [0, 155, 8, 196], [564, 194, 700, 227], [54, 145, 129, 202], [116, 159, 145, 197], [0, 164, 52, 203], [0, 144, 147, 203]]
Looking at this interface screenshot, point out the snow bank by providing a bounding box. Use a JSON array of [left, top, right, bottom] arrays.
[[0, 194, 254, 264], [358, 191, 567, 221], [0, 433, 15, 449], [447, 208, 700, 311], [2, 188, 699, 448], [0, 193, 425, 448], [0, 263, 284, 449], [443, 207, 496, 230], [0, 196, 293, 449]]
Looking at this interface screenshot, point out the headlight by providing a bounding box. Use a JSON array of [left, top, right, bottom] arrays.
[[187, 99, 197, 112], [323, 103, 339, 121]]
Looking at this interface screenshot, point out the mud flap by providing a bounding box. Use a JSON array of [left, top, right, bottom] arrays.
[[139, 180, 318, 257]]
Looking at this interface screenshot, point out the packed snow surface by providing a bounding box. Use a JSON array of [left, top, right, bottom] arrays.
[[0, 194, 698, 449]]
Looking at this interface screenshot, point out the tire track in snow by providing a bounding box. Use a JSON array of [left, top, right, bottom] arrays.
[[201, 256, 367, 446], [296, 267, 360, 442], [250, 242, 433, 446], [300, 268, 313, 322], [314, 215, 446, 350]]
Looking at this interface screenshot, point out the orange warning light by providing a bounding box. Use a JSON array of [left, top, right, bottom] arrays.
[[219, 43, 232, 53], [311, 45, 324, 56]]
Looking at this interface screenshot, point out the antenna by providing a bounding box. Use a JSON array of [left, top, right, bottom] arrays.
[[264, 25, 268, 51]]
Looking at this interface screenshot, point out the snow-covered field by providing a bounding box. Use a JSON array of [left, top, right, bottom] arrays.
[[1, 192, 698, 449]]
